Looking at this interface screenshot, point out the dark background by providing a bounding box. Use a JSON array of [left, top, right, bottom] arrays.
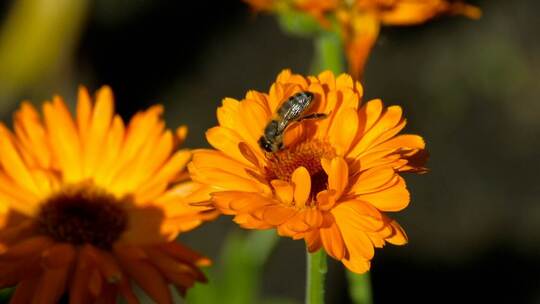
[[1, 0, 539, 302]]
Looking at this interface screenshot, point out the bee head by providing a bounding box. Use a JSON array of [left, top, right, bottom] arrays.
[[258, 136, 275, 152], [258, 136, 283, 153]]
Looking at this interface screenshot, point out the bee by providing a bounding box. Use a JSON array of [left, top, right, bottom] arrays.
[[258, 91, 327, 152]]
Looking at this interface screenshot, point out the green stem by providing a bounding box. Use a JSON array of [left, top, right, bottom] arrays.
[[347, 271, 373, 304], [311, 30, 346, 75], [305, 248, 327, 304]]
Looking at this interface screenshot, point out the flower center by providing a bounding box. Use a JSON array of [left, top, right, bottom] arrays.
[[37, 184, 128, 250], [265, 140, 336, 201]]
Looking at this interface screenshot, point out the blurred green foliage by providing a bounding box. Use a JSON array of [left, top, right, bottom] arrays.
[[186, 230, 297, 304], [0, 0, 88, 112]]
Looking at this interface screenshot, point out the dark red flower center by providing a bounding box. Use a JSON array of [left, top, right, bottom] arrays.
[[37, 184, 128, 250], [265, 140, 336, 203]]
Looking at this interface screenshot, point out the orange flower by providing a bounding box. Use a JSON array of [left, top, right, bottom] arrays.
[[0, 86, 214, 303], [189, 69, 427, 273], [338, 0, 481, 79], [243, 0, 480, 79]]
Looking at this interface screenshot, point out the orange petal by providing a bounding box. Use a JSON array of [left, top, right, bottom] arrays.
[[371, 134, 425, 152], [349, 166, 395, 195], [333, 209, 375, 260], [238, 142, 261, 168], [328, 107, 359, 155], [262, 205, 297, 225], [91, 115, 125, 185], [0, 236, 53, 260], [211, 191, 272, 215], [302, 208, 324, 228], [347, 12, 380, 79], [386, 219, 408, 245], [316, 190, 337, 211], [271, 180, 293, 204], [357, 176, 410, 211], [217, 97, 241, 129], [145, 247, 206, 282], [87, 269, 103, 298], [13, 102, 50, 168], [332, 200, 384, 233], [117, 276, 139, 304], [10, 278, 39, 303], [76, 86, 92, 146], [336, 73, 354, 90], [291, 167, 311, 208], [206, 126, 255, 166], [304, 230, 322, 253], [134, 149, 192, 200], [70, 247, 93, 304], [158, 242, 211, 267], [191, 149, 254, 178], [0, 173, 39, 216], [342, 257, 370, 274], [176, 125, 188, 145], [43, 96, 82, 182], [317, 71, 336, 90], [356, 99, 383, 136], [319, 221, 345, 260], [82, 86, 115, 177], [238, 98, 272, 147], [114, 246, 173, 304], [283, 212, 311, 233], [41, 243, 76, 269], [326, 157, 349, 199], [350, 105, 404, 157], [0, 124, 40, 197], [88, 246, 123, 283], [33, 250, 75, 304]]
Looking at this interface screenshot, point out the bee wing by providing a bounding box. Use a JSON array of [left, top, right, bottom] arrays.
[[279, 102, 311, 133]]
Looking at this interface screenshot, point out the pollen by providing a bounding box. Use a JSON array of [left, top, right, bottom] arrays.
[[265, 140, 336, 200], [37, 184, 128, 250]]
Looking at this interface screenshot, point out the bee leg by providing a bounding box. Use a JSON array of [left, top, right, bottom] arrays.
[[298, 113, 328, 121]]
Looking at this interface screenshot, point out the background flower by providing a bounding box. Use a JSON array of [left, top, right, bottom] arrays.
[[243, 0, 480, 78], [0, 87, 213, 303]]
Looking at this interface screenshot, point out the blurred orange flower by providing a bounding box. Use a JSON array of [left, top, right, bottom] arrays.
[[244, 0, 480, 78], [189, 69, 427, 273], [337, 0, 481, 78], [0, 87, 214, 303]]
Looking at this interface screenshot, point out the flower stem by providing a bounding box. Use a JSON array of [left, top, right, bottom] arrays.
[[305, 248, 327, 304], [311, 30, 346, 75], [347, 271, 373, 304]]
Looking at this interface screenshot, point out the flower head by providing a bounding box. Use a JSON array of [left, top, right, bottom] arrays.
[[337, 0, 481, 78], [0, 87, 214, 303], [189, 69, 427, 273]]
